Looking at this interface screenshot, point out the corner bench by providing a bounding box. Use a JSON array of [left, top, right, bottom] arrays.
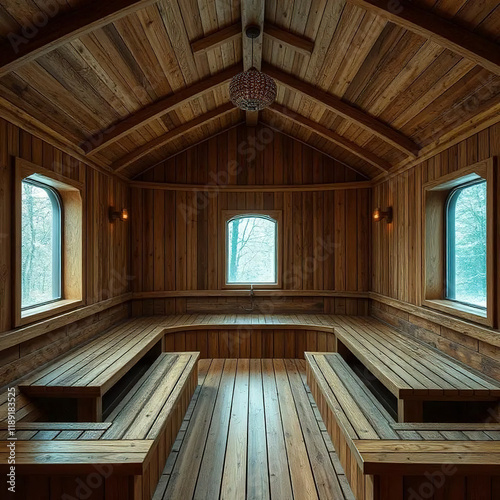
[[18, 318, 166, 421], [306, 352, 500, 500], [332, 316, 500, 422], [0, 352, 199, 500]]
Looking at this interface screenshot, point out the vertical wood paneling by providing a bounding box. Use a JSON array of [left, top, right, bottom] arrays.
[[371, 122, 500, 379], [0, 117, 130, 380], [131, 127, 370, 303]]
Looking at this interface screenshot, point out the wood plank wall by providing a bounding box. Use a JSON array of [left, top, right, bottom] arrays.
[[0, 118, 130, 388], [372, 122, 500, 381], [131, 125, 371, 315]]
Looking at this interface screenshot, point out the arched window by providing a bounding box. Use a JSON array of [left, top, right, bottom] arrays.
[[21, 179, 62, 309], [226, 214, 278, 285], [446, 180, 487, 309]]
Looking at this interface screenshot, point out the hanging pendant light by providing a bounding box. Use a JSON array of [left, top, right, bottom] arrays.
[[230, 26, 277, 111]]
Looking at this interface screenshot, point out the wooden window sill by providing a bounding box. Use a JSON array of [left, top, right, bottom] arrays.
[[19, 299, 83, 327], [422, 299, 492, 328]]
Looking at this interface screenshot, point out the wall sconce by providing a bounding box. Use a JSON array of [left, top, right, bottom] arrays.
[[109, 207, 129, 222], [373, 207, 393, 223]]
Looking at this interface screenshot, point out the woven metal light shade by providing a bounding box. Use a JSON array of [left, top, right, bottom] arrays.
[[229, 67, 277, 111]]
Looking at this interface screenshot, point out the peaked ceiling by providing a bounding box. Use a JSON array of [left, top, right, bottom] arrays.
[[0, 0, 499, 180]]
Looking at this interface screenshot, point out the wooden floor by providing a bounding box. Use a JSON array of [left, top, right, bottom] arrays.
[[153, 358, 354, 500]]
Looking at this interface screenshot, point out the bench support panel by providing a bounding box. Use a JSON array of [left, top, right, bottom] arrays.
[[77, 397, 103, 423], [397, 399, 423, 423]]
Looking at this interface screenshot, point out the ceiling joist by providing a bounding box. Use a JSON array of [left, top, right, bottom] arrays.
[[0, 0, 159, 78], [113, 103, 237, 172], [263, 63, 420, 158], [269, 103, 390, 173], [191, 23, 242, 55], [350, 0, 500, 77], [83, 64, 241, 155], [264, 23, 314, 57], [191, 22, 314, 58]]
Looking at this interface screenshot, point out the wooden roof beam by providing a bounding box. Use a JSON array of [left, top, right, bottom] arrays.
[[83, 64, 241, 155], [264, 23, 314, 57], [113, 103, 237, 172], [241, 0, 265, 126], [349, 0, 500, 77], [0, 0, 160, 78], [191, 23, 242, 55], [191, 22, 314, 57], [262, 63, 420, 158], [268, 103, 390, 172]]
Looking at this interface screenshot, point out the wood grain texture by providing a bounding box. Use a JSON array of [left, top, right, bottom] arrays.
[[130, 125, 370, 315], [371, 121, 500, 381], [0, 1, 497, 178], [0, 116, 130, 388], [350, 0, 500, 76]]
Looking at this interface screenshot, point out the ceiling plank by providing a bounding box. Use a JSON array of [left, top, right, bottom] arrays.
[[262, 63, 420, 158], [269, 103, 390, 172], [191, 23, 241, 55], [349, 0, 500, 77], [113, 103, 237, 172], [264, 23, 314, 57], [83, 64, 241, 155], [130, 122, 244, 179], [241, 0, 265, 126], [0, 0, 160, 78]]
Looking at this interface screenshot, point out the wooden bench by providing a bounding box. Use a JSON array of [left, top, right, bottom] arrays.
[[18, 317, 165, 421], [0, 352, 199, 500], [15, 314, 340, 421], [306, 352, 500, 500], [332, 316, 500, 422]]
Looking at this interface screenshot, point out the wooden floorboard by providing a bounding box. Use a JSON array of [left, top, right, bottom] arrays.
[[153, 359, 354, 500]]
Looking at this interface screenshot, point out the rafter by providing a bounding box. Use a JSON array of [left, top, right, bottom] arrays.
[[268, 103, 390, 172], [262, 63, 420, 158], [191, 23, 241, 55], [264, 23, 314, 57], [349, 0, 500, 77], [241, 0, 265, 126], [191, 22, 314, 57], [0, 0, 159, 78], [83, 64, 241, 155], [113, 103, 237, 172]]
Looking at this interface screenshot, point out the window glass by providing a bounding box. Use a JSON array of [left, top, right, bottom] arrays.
[[21, 180, 62, 309], [226, 215, 277, 284], [446, 181, 487, 309]]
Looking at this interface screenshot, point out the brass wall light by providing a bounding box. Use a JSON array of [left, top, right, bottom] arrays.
[[109, 207, 129, 222], [373, 207, 393, 223]]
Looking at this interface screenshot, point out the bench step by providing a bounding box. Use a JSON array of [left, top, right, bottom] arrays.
[[103, 352, 199, 440], [306, 353, 398, 441]]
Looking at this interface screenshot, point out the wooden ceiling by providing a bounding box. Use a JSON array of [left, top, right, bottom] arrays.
[[0, 0, 499, 180]]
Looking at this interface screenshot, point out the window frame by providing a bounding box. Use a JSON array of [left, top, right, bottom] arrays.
[[445, 179, 487, 310], [14, 158, 84, 327], [21, 178, 63, 311], [219, 210, 283, 290], [422, 158, 495, 327]]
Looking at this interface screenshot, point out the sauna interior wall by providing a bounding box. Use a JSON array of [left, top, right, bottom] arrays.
[[372, 122, 500, 381], [131, 125, 371, 315], [0, 118, 130, 388]]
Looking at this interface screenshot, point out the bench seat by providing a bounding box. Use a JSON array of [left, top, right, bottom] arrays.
[[306, 350, 500, 500], [332, 316, 500, 422], [1, 351, 199, 500], [103, 352, 199, 440]]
